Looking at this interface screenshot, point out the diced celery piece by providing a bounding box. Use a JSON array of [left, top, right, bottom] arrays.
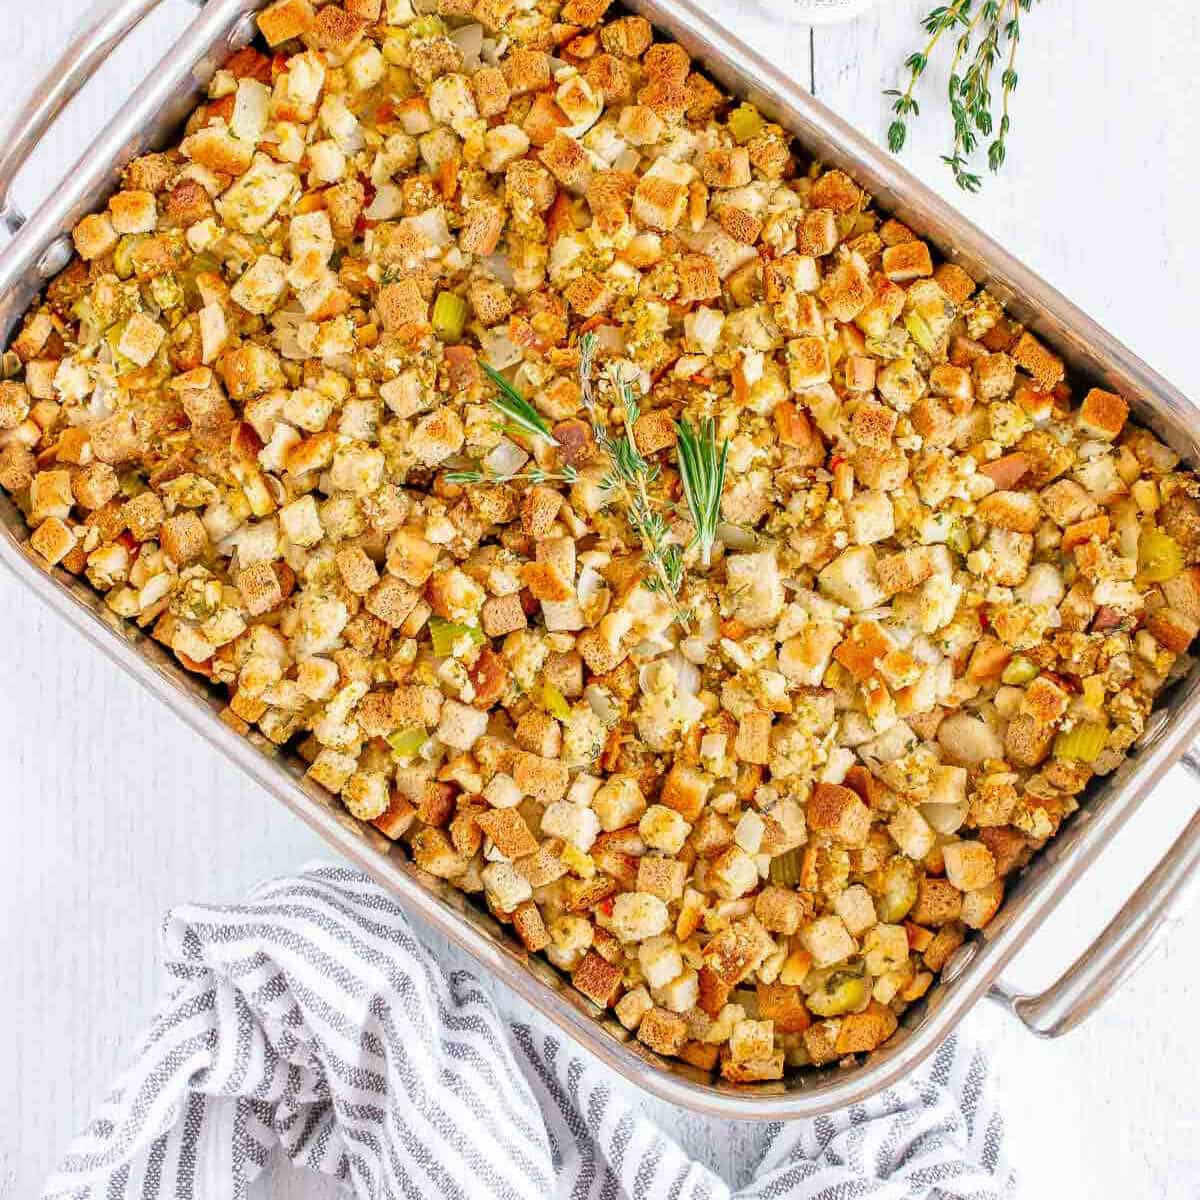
[[874, 857, 918, 922], [806, 970, 870, 1017], [387, 728, 426, 760], [1001, 656, 1039, 686], [1138, 527, 1184, 582], [113, 235, 143, 280], [409, 14, 447, 37], [904, 311, 936, 354], [1054, 722, 1107, 763], [432, 291, 468, 342], [728, 103, 764, 144], [769, 847, 803, 885], [541, 679, 570, 721], [428, 616, 484, 657]]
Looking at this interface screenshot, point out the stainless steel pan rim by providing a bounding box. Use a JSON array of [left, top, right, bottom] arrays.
[[0, 0, 1197, 1120]]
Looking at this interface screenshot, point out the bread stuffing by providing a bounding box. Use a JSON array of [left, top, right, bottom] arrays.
[[2, 0, 1196, 1082]]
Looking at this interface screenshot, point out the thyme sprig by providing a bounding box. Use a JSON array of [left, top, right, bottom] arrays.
[[481, 362, 558, 445], [578, 332, 691, 626], [675, 418, 729, 569], [886, 0, 1038, 193], [444, 464, 579, 487]]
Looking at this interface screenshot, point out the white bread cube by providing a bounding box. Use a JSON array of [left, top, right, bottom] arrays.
[[118, 313, 165, 368], [429, 73, 478, 130], [615, 985, 653, 1031], [863, 923, 909, 975], [845, 490, 895, 546], [961, 879, 1004, 929], [729, 1018, 774, 1063], [708, 846, 759, 900], [481, 862, 533, 911], [818, 547, 886, 611], [593, 775, 647, 831], [734, 809, 765, 855], [888, 805, 934, 860], [437, 699, 488, 750], [638, 934, 683, 990], [656, 968, 700, 1014], [279, 495, 323, 547], [610, 892, 670, 943], [484, 773, 522, 809], [639, 805, 691, 854], [834, 884, 877, 936], [800, 914, 856, 968], [725, 550, 785, 628], [541, 800, 600, 852]]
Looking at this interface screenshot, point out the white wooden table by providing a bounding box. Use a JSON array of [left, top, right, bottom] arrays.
[[2, 2, 1199, 1196]]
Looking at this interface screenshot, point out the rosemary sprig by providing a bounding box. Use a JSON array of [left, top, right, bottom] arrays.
[[675, 418, 729, 569], [445, 464, 579, 487], [577, 332, 691, 625], [481, 362, 558, 445], [886, 0, 1039, 192]]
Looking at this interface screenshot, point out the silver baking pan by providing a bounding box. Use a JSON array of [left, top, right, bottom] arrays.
[[1, 0, 1198, 1120]]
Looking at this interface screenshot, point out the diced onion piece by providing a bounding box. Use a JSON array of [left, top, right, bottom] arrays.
[[450, 22, 483, 67], [483, 437, 528, 477]]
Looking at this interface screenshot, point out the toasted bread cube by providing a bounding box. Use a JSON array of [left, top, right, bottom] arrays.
[[976, 489, 1041, 533], [160, 513, 207, 564], [862, 923, 909, 976], [933, 262, 976, 306], [734, 711, 772, 765], [258, 0, 315, 46], [411, 827, 469, 880], [118, 313, 165, 368], [754, 885, 804, 935], [807, 783, 871, 848], [29, 470, 73, 523], [659, 763, 710, 822], [721, 1049, 785, 1082], [391, 683, 441, 729], [795, 208, 838, 256], [476, 807, 539, 860], [437, 698, 488, 751], [875, 546, 937, 597], [638, 933, 683, 990], [834, 1002, 898, 1054], [803, 1020, 842, 1066], [1078, 387, 1129, 441], [475, 595, 526, 642], [881, 240, 933, 282], [592, 774, 646, 830], [910, 876, 963, 927], [72, 463, 119, 511], [942, 840, 997, 892], [121, 492, 165, 541], [756, 982, 811, 1033], [306, 4, 366, 54], [801, 914, 856, 968], [372, 793, 417, 841], [73, 213, 118, 261], [1011, 331, 1064, 390], [510, 900, 549, 952], [472, 66, 510, 118], [632, 160, 691, 231], [514, 750, 569, 803], [30, 517, 76, 565], [334, 546, 379, 596], [504, 46, 551, 95], [238, 561, 284, 616], [365, 575, 419, 628], [377, 279, 428, 330], [787, 336, 831, 389], [637, 1007, 689, 1056], [636, 856, 686, 902], [306, 748, 358, 793], [961, 879, 1004, 929], [540, 800, 600, 853], [343, 771, 390, 821], [701, 146, 751, 189], [108, 189, 158, 235]]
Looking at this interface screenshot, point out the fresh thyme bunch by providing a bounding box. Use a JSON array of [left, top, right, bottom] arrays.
[[577, 333, 691, 624], [885, 0, 1039, 193]]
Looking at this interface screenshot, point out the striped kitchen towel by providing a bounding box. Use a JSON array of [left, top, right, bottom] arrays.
[[43, 863, 1015, 1199]]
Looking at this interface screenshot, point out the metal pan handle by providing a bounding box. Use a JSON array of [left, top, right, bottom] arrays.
[[0, 0, 176, 236], [990, 755, 1200, 1037]]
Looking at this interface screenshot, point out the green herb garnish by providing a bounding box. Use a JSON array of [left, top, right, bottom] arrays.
[[480, 363, 558, 445], [675, 417, 729, 569]]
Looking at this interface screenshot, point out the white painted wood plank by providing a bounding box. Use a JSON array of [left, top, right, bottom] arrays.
[[1, 3, 1198, 1199]]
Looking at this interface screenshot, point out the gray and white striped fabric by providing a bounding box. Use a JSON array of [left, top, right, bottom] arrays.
[[43, 863, 1015, 1200]]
